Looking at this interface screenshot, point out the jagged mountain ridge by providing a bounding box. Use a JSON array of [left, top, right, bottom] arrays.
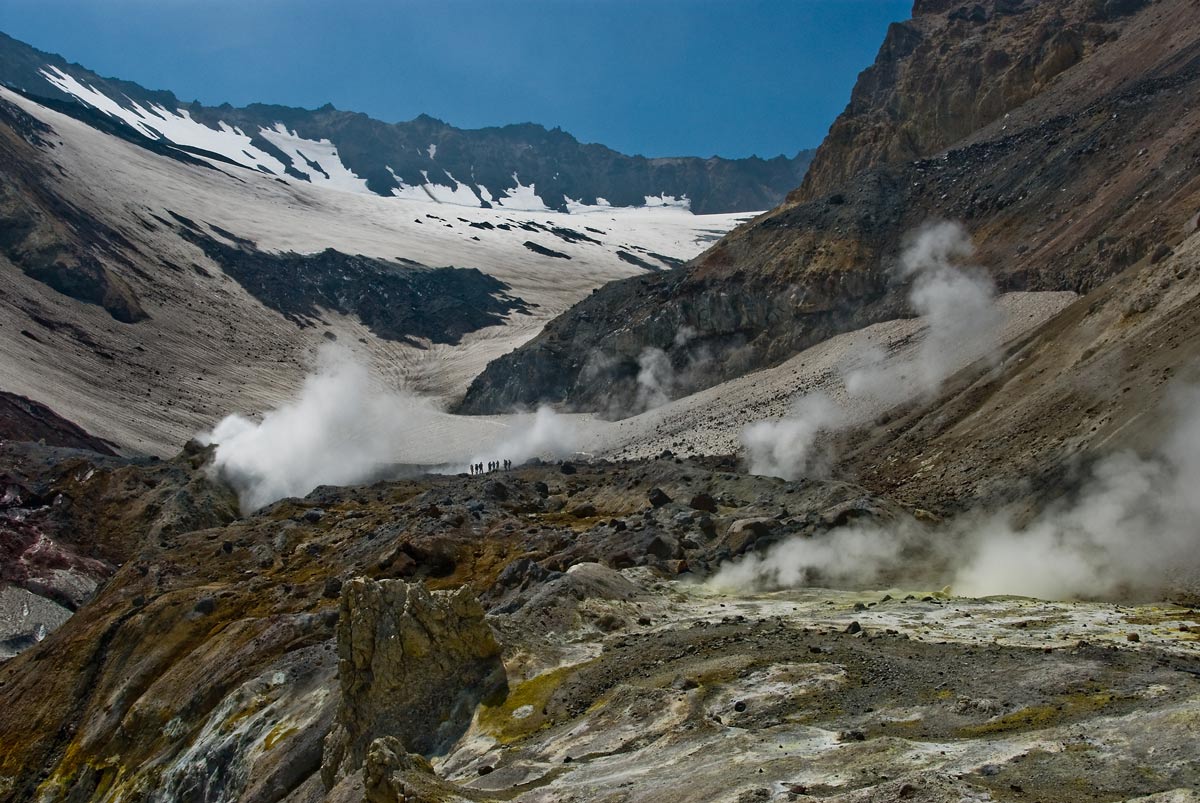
[[0, 31, 814, 214], [458, 0, 1200, 415]]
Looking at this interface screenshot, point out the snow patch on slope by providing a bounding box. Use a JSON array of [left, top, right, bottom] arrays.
[[643, 193, 691, 210], [495, 174, 549, 211], [41, 67, 284, 172], [41, 66, 372, 193], [258, 123, 370, 193], [387, 168, 482, 205], [35, 67, 707, 213], [426, 171, 482, 205]]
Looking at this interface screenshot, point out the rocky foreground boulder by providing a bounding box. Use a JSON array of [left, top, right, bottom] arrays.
[[322, 579, 505, 792]]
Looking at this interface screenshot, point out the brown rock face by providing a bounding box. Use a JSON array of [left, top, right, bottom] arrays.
[[362, 736, 459, 803], [321, 578, 505, 789], [794, 0, 1121, 205]]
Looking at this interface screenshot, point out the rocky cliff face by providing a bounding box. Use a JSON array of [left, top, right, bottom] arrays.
[[0, 32, 813, 214], [458, 0, 1200, 415], [794, 0, 1139, 204]]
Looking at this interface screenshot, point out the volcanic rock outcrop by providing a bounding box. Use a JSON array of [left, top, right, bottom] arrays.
[[0, 435, 1196, 802], [322, 579, 505, 791], [0, 443, 905, 801]]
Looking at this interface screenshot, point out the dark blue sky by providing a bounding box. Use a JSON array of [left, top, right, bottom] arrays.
[[0, 0, 910, 159]]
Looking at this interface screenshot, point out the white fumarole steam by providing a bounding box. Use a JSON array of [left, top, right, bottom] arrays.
[[468, 405, 581, 469], [202, 346, 432, 511], [633, 326, 705, 413], [845, 221, 1002, 401], [715, 382, 1200, 601], [742, 393, 843, 480], [202, 345, 579, 512], [742, 221, 1002, 480], [635, 348, 675, 411]]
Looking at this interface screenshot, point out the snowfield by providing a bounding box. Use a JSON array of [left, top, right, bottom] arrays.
[[0, 86, 751, 454]]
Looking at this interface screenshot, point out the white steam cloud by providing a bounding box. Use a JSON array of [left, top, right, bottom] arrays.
[[202, 346, 434, 511], [635, 347, 675, 411], [202, 345, 579, 512], [634, 326, 705, 413], [473, 405, 581, 469], [742, 221, 1002, 480], [716, 383, 1200, 601], [742, 393, 843, 480], [845, 222, 1002, 401]]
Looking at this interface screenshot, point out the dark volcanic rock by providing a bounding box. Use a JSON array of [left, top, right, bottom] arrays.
[[0, 391, 115, 454], [523, 241, 571, 259], [0, 105, 148, 323], [570, 503, 598, 519], [186, 233, 531, 347], [648, 488, 673, 508]]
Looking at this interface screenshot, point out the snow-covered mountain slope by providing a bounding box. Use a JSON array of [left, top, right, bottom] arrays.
[[0, 85, 751, 455], [0, 31, 814, 214]]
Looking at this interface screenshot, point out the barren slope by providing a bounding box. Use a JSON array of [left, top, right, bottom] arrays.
[[0, 450, 1197, 802]]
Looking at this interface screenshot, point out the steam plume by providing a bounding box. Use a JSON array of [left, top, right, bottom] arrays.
[[716, 383, 1200, 601], [635, 348, 675, 411], [742, 221, 1002, 479], [202, 346, 432, 511], [468, 405, 580, 469], [741, 393, 843, 481], [202, 345, 580, 511]]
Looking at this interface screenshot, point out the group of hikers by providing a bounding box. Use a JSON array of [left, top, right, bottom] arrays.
[[469, 459, 511, 475]]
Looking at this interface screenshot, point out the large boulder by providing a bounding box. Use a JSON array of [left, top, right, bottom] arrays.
[[726, 517, 777, 555], [362, 736, 461, 803], [321, 579, 505, 789]]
